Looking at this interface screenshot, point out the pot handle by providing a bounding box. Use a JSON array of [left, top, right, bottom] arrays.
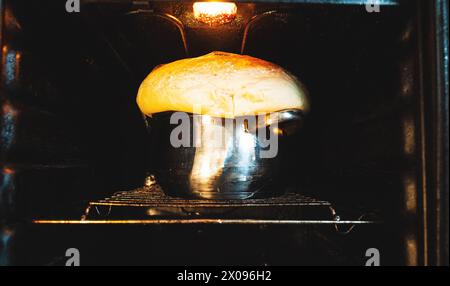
[[265, 109, 304, 136]]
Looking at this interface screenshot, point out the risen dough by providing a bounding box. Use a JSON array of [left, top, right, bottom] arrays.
[[137, 51, 309, 118]]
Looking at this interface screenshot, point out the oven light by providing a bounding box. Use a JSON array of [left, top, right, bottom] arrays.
[[193, 2, 237, 25]]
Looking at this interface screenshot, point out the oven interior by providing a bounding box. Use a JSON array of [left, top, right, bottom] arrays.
[[0, 0, 447, 266]]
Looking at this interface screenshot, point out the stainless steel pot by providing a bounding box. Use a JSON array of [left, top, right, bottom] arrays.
[[145, 110, 303, 199]]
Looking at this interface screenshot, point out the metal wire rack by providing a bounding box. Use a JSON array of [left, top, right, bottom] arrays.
[[31, 184, 380, 232], [37, 185, 376, 228], [90, 185, 332, 208]]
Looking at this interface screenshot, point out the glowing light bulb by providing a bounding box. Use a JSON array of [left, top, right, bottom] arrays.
[[193, 2, 237, 25]]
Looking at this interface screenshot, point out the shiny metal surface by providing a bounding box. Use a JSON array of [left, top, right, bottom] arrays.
[[145, 110, 303, 199]]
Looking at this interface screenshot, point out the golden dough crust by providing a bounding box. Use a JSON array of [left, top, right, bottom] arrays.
[[137, 51, 309, 118]]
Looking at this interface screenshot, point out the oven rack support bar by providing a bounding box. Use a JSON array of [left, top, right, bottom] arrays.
[[32, 219, 380, 225]]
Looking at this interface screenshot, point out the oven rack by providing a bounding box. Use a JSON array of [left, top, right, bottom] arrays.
[[33, 185, 380, 227]]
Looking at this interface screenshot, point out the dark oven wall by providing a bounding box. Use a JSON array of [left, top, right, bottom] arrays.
[[0, 0, 149, 219]]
